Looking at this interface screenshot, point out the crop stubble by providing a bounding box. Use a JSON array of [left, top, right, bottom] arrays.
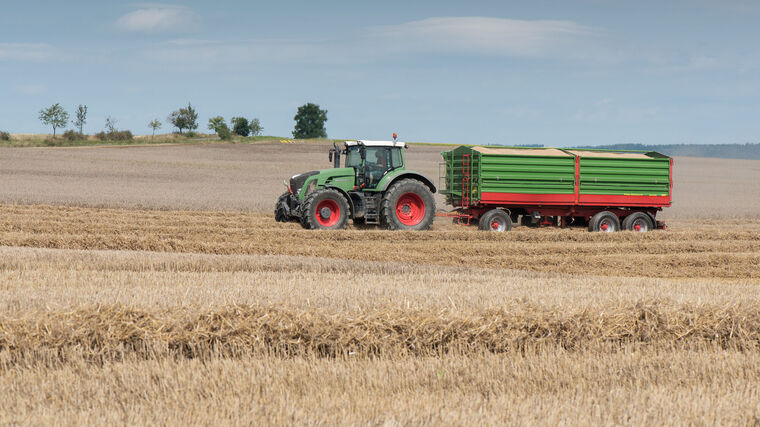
[[1, 142, 760, 424]]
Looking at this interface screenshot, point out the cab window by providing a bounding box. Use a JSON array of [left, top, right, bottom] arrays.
[[390, 148, 403, 168], [345, 147, 362, 168]]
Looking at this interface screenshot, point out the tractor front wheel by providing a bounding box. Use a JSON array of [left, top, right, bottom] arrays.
[[274, 192, 297, 223], [301, 189, 349, 230], [381, 179, 435, 230]]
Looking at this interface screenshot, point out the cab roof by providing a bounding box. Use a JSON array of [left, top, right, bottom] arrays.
[[345, 140, 406, 148]]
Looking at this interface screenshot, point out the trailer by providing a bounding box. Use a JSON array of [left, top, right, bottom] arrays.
[[440, 146, 673, 232]]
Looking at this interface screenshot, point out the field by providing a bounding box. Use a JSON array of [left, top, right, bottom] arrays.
[[1, 142, 760, 424]]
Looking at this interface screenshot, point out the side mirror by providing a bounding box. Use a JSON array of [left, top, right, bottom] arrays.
[[329, 150, 334, 162]]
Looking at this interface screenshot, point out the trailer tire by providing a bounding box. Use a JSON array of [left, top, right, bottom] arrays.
[[381, 179, 435, 230], [622, 212, 654, 232], [589, 211, 620, 232], [301, 189, 349, 230], [479, 209, 512, 232]]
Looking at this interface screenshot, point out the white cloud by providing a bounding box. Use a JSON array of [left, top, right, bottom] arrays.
[[140, 17, 601, 66], [0, 43, 64, 62], [115, 5, 201, 34], [368, 17, 597, 58]]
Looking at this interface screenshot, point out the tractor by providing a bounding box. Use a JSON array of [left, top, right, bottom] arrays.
[[275, 139, 436, 230]]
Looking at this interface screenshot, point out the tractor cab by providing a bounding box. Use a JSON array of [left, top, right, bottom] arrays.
[[333, 140, 406, 188]]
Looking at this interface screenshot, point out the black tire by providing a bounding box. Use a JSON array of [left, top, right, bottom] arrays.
[[622, 212, 654, 232], [274, 192, 296, 222], [381, 179, 436, 230], [588, 211, 620, 232], [479, 209, 512, 232], [301, 189, 349, 230], [520, 215, 538, 228]]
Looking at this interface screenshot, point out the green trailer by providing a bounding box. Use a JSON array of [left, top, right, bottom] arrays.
[[441, 146, 672, 232]]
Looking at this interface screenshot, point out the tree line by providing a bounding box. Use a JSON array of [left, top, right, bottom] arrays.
[[27, 102, 329, 142]]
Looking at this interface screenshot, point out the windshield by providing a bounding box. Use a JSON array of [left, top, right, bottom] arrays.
[[345, 147, 362, 168]]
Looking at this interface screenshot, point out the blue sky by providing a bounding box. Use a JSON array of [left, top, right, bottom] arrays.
[[1, 0, 759, 145]]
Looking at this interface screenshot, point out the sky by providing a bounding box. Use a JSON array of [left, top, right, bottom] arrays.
[[1, 0, 759, 146]]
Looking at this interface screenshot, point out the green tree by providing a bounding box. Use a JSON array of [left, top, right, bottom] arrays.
[[168, 103, 199, 134], [149, 119, 162, 139], [230, 117, 250, 136], [73, 104, 87, 134], [208, 116, 231, 140], [38, 103, 69, 137], [292, 103, 327, 139], [249, 118, 263, 137]]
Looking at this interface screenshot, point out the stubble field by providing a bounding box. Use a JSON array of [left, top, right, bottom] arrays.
[[1, 141, 760, 425]]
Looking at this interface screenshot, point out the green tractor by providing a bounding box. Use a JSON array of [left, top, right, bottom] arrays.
[[275, 140, 437, 230]]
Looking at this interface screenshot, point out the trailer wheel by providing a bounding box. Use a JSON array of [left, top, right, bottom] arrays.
[[520, 215, 537, 228], [622, 212, 654, 232], [479, 209, 512, 232], [381, 179, 436, 230], [589, 211, 620, 232], [302, 189, 349, 230]]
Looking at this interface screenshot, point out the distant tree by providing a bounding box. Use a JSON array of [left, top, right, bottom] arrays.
[[208, 116, 231, 140], [38, 103, 69, 137], [249, 118, 263, 137], [292, 103, 327, 139], [230, 117, 250, 137], [73, 104, 87, 134], [149, 119, 162, 138], [105, 116, 117, 134], [168, 103, 199, 134]]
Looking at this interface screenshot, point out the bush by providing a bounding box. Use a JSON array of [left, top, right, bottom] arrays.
[[94, 130, 133, 141], [186, 131, 196, 138], [110, 130, 133, 141], [62, 130, 86, 141], [0, 131, 10, 141]]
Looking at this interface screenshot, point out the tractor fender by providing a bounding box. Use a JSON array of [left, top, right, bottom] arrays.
[[380, 172, 437, 194], [323, 186, 356, 218]]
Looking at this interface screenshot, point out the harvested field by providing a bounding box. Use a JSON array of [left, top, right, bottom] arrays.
[[1, 142, 759, 424], [1, 142, 759, 217], [4, 351, 759, 425], [1, 204, 759, 279]]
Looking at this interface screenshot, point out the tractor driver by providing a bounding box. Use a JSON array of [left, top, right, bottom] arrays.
[[367, 149, 389, 186]]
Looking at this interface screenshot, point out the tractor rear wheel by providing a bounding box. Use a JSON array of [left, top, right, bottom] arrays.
[[381, 179, 435, 230], [301, 189, 349, 230], [479, 209, 512, 232], [622, 212, 654, 232], [589, 211, 620, 232]]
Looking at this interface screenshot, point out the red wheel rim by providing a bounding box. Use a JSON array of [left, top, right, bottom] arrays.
[[633, 223, 642, 231], [600, 222, 610, 232], [315, 199, 340, 227], [395, 192, 425, 226], [491, 221, 500, 230]]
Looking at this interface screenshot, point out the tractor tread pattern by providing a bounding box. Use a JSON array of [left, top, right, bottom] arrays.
[[301, 189, 349, 230], [380, 179, 436, 231]]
